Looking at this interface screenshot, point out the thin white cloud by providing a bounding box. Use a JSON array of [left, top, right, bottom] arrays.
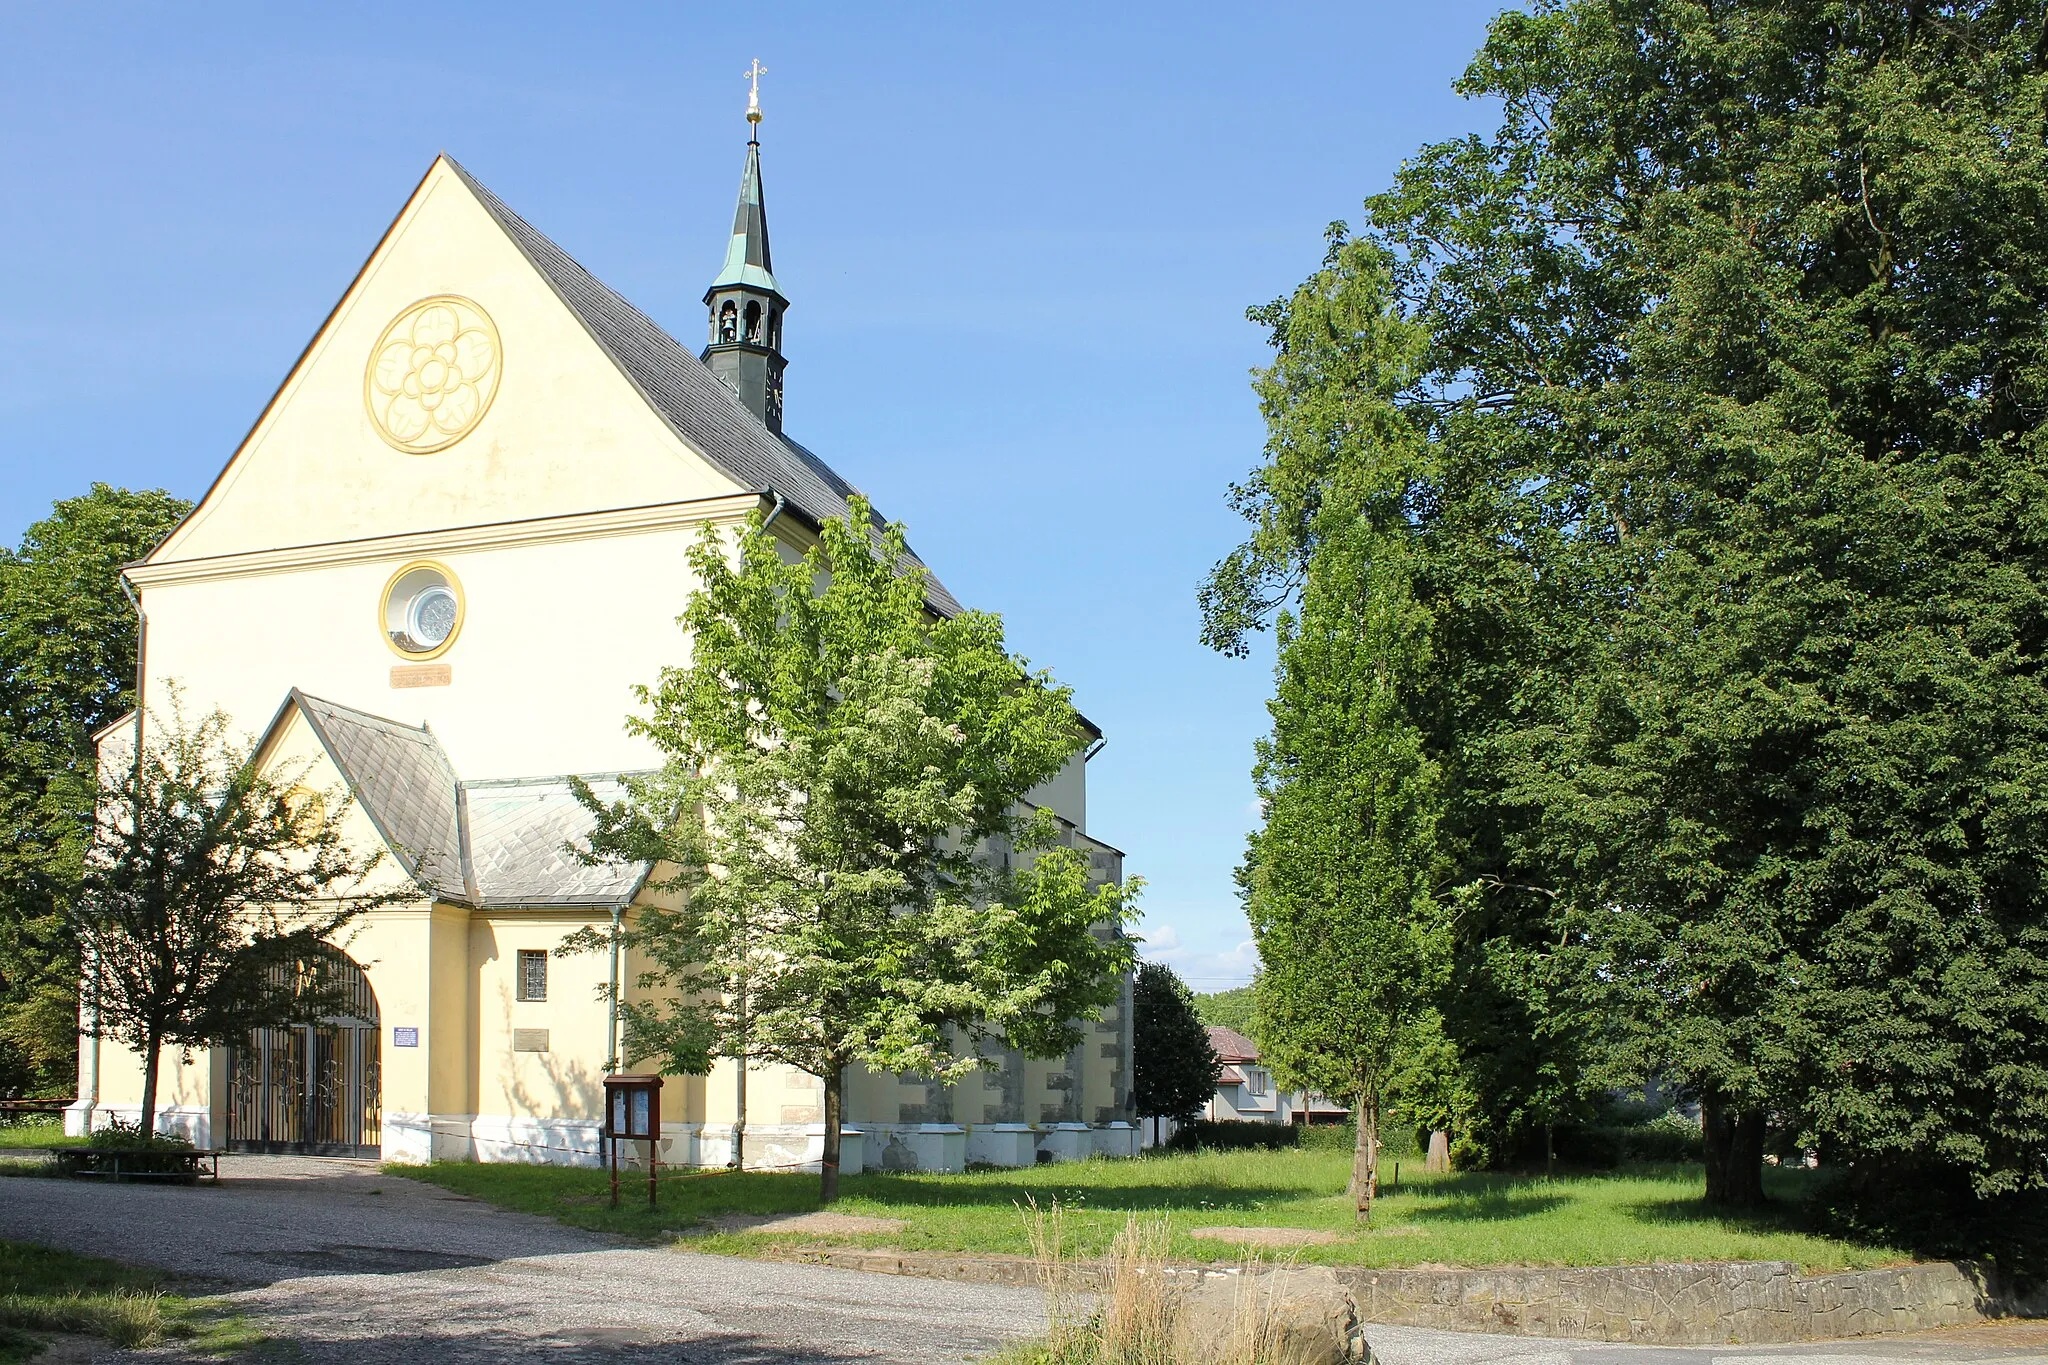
[[1136, 917, 1259, 989]]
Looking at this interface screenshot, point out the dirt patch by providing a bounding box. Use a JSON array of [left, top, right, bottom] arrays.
[[714, 1211, 908, 1237], [1188, 1226, 1343, 1247]]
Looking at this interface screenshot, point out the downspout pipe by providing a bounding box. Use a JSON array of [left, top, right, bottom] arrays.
[[606, 903, 623, 1074]]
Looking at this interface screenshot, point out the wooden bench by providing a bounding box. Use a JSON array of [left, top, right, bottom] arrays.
[[29, 1146, 224, 1184]]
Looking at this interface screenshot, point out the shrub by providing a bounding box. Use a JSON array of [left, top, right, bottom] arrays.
[[1295, 1122, 1421, 1160], [1165, 1120, 1299, 1152], [87, 1118, 194, 1153], [70, 1118, 200, 1176], [1517, 1114, 1704, 1170]]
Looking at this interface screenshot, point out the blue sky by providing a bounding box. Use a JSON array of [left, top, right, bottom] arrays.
[[0, 3, 1507, 989]]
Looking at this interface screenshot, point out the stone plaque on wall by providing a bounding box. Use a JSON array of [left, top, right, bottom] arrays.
[[391, 663, 452, 689], [512, 1029, 550, 1053]]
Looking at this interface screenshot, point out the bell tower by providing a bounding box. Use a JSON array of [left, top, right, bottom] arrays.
[[702, 59, 789, 432]]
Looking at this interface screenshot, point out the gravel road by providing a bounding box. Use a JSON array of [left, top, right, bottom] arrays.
[[1, 1155, 2043, 1365], [0, 1155, 1042, 1363]]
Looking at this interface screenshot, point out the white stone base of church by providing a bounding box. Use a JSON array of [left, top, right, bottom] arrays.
[[379, 1116, 1139, 1172], [65, 1101, 213, 1147], [62, 1101, 1137, 1172]]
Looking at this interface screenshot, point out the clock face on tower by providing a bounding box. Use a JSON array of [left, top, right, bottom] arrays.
[[364, 296, 503, 453]]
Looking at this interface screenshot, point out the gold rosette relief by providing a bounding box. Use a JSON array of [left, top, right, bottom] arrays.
[[365, 297, 502, 452]]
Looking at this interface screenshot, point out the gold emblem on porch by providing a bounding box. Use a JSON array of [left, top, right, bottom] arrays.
[[364, 295, 502, 452]]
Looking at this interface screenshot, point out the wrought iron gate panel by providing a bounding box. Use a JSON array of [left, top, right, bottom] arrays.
[[224, 949, 381, 1157]]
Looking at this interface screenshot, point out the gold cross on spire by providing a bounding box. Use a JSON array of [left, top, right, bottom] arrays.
[[745, 58, 767, 127]]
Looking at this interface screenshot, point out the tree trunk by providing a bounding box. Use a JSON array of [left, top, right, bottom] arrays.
[[1350, 1091, 1380, 1226], [819, 1066, 843, 1204], [138, 1029, 163, 1139], [733, 1055, 748, 1171], [732, 981, 748, 1171], [1701, 1094, 1767, 1208]]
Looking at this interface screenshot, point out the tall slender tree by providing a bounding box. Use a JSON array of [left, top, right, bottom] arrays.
[[577, 500, 1137, 1201], [1247, 518, 1452, 1224]]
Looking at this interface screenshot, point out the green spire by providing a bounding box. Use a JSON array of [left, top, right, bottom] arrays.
[[707, 138, 784, 300], [702, 64, 790, 431]]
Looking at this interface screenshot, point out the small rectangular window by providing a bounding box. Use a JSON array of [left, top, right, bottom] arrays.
[[517, 950, 548, 1002], [1246, 1068, 1269, 1096]]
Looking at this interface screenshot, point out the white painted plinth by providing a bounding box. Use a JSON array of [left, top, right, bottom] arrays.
[[966, 1122, 1038, 1168], [1037, 1121, 1093, 1163], [1093, 1121, 1138, 1159]]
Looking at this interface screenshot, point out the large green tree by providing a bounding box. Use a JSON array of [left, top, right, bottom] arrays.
[[0, 484, 190, 1098], [1212, 0, 2048, 1221], [578, 500, 1137, 1201], [1438, 0, 2048, 1210]]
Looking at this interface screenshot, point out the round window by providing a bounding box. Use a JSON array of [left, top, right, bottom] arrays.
[[381, 562, 464, 659]]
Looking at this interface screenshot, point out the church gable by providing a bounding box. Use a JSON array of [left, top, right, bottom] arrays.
[[154, 157, 752, 565]]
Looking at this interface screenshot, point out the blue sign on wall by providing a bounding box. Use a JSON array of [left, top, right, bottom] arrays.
[[393, 1027, 419, 1048]]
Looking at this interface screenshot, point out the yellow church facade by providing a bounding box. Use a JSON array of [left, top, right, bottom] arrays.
[[67, 137, 1135, 1172]]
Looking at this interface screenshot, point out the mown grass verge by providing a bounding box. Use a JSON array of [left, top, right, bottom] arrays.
[[394, 1146, 1905, 1272], [0, 1240, 262, 1363], [0, 1119, 83, 1151]]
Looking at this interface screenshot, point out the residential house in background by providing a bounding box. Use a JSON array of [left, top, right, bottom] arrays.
[[1202, 1026, 1346, 1126]]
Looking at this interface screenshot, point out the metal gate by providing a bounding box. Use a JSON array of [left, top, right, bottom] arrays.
[[226, 949, 381, 1157]]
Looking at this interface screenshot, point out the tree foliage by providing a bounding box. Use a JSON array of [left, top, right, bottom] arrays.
[[1190, 985, 1258, 1041], [577, 500, 1137, 1200], [1132, 961, 1221, 1132], [1247, 522, 1453, 1223], [1209, 0, 2048, 1226], [0, 484, 190, 1098], [77, 694, 403, 1135]]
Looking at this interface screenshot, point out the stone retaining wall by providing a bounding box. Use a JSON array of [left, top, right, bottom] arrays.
[[759, 1247, 2044, 1345], [1331, 1260, 2046, 1345]]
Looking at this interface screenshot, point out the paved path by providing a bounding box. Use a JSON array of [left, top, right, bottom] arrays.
[[1, 1156, 2043, 1364]]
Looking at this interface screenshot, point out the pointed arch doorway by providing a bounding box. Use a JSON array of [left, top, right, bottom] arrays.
[[225, 947, 383, 1157]]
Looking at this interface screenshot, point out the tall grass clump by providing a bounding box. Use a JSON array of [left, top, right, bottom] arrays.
[[0, 1289, 170, 1348], [1016, 1198, 1293, 1365]]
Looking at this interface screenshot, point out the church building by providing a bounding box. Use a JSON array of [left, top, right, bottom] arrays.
[[67, 93, 1134, 1172]]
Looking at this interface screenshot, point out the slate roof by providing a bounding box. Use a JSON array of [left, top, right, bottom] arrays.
[[294, 692, 467, 903], [285, 692, 650, 910], [443, 157, 962, 617], [464, 775, 651, 907], [1206, 1025, 1259, 1065]]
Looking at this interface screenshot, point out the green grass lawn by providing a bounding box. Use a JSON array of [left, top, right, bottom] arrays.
[[397, 1147, 1905, 1272], [0, 1239, 261, 1363], [0, 1119, 83, 1150]]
